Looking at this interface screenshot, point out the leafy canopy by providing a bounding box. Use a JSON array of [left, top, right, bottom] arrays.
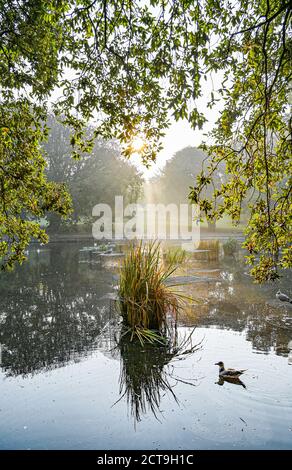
[[44, 114, 143, 226], [0, 0, 291, 279]]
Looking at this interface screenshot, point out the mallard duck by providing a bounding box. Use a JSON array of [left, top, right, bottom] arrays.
[[215, 361, 246, 378]]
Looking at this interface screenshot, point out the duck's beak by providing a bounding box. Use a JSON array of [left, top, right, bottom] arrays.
[[214, 362, 219, 365]]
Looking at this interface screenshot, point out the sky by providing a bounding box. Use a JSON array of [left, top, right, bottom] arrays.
[[134, 117, 214, 180], [50, 65, 224, 181], [50, 82, 217, 181], [130, 75, 223, 180]]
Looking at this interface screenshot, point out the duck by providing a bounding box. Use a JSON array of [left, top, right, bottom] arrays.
[[276, 290, 292, 303], [215, 361, 246, 378]]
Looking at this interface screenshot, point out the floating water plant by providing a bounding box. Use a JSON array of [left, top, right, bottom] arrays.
[[118, 241, 188, 344]]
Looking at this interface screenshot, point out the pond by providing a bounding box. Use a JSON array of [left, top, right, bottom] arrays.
[[0, 241, 291, 450]]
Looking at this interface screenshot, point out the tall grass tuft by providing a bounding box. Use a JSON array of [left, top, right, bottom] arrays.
[[118, 241, 185, 344]]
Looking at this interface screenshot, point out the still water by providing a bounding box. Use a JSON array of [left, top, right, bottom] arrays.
[[0, 242, 291, 450]]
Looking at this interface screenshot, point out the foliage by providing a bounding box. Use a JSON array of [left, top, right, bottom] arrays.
[[118, 241, 186, 344], [153, 147, 223, 204], [0, 0, 291, 279], [188, 0, 291, 281], [0, 101, 71, 269], [148, 146, 227, 231], [0, 0, 70, 268], [44, 115, 143, 227]]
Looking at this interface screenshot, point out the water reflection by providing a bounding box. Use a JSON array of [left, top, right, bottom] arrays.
[[0, 242, 291, 449], [0, 242, 291, 380], [176, 252, 292, 356], [0, 245, 114, 376], [216, 376, 246, 389], [0, 302, 113, 377], [115, 329, 201, 423]]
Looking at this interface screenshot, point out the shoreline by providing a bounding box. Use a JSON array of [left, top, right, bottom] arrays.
[[43, 228, 244, 244]]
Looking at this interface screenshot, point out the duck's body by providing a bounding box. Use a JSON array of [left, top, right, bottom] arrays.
[[276, 290, 292, 303], [215, 361, 246, 378]]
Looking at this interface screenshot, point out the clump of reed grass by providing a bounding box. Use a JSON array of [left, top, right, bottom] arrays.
[[164, 246, 188, 265], [118, 241, 186, 344]]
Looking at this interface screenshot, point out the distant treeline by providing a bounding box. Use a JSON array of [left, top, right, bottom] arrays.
[[44, 116, 251, 233]]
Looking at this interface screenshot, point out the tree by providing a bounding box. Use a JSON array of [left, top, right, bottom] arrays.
[[188, 1, 291, 281], [152, 147, 207, 204], [148, 146, 227, 231], [0, 0, 71, 268], [67, 141, 143, 220], [0, 101, 71, 268], [155, 146, 222, 194], [44, 115, 143, 226], [0, 1, 291, 279]]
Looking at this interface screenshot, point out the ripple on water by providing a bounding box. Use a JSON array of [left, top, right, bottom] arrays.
[[186, 328, 292, 441]]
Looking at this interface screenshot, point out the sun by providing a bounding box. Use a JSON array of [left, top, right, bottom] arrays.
[[131, 136, 146, 153]]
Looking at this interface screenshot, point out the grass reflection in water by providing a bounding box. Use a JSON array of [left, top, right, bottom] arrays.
[[113, 327, 203, 423]]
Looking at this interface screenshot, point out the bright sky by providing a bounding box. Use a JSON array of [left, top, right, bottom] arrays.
[[133, 118, 211, 180], [51, 67, 223, 180], [129, 70, 224, 180]]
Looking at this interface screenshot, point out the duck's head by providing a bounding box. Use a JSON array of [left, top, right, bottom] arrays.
[[276, 290, 281, 295], [215, 361, 224, 368]]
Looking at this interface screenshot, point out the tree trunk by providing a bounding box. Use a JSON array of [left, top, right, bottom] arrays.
[[207, 221, 216, 232]]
